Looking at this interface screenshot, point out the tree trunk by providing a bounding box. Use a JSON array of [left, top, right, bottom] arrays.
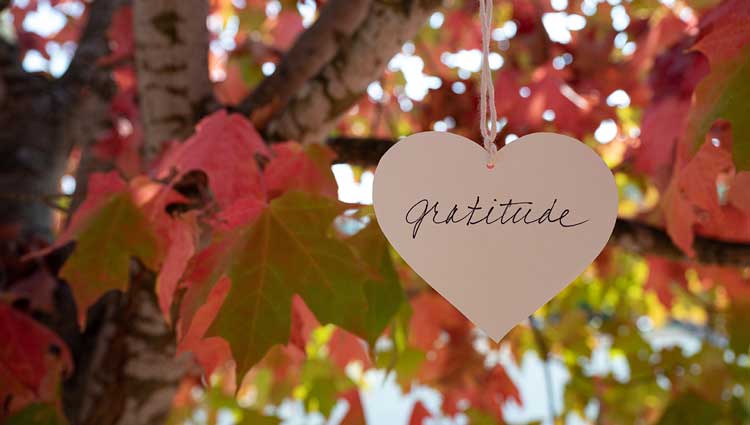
[[134, 0, 214, 159]]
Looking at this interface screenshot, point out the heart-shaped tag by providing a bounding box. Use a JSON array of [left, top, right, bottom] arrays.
[[373, 131, 618, 341]]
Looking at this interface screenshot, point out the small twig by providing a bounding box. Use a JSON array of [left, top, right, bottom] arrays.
[[0, 192, 71, 213]]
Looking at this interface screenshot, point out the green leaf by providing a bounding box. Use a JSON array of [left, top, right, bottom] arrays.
[[684, 0, 722, 10], [727, 302, 750, 354], [61, 192, 160, 309], [375, 346, 425, 388], [6, 403, 68, 425], [296, 358, 354, 416], [686, 52, 750, 170], [347, 218, 406, 344], [237, 409, 280, 425], [657, 391, 723, 425], [464, 408, 497, 425], [183, 192, 376, 379]]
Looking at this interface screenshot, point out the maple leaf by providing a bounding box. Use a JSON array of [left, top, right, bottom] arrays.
[[525, 67, 598, 138], [657, 391, 723, 425], [644, 257, 687, 308], [288, 294, 320, 352], [180, 192, 375, 379], [58, 173, 162, 310], [408, 401, 432, 425], [443, 10, 483, 51], [346, 218, 406, 345], [339, 389, 365, 425], [155, 217, 196, 319], [663, 139, 750, 256], [128, 174, 203, 320], [684, 2, 750, 172], [0, 303, 72, 418], [264, 142, 339, 200], [692, 0, 750, 66], [269, 10, 304, 50], [4, 403, 68, 425], [728, 172, 750, 213], [633, 98, 690, 188], [684, 51, 750, 171], [214, 59, 253, 106], [154, 111, 270, 207], [177, 276, 233, 377], [328, 328, 372, 370], [409, 292, 469, 351], [697, 265, 750, 300]]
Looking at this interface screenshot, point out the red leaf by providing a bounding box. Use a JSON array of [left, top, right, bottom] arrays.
[[697, 265, 750, 300], [663, 139, 750, 256], [289, 295, 319, 352], [728, 172, 750, 213], [408, 401, 432, 425], [644, 257, 686, 308], [270, 11, 304, 50], [443, 11, 483, 51], [340, 389, 365, 425], [156, 217, 196, 319], [328, 328, 372, 370], [214, 60, 252, 106], [633, 98, 690, 189], [526, 67, 597, 138], [155, 111, 270, 207], [693, 0, 750, 66], [58, 172, 127, 244], [101, 6, 134, 65], [0, 303, 72, 417], [264, 142, 338, 200], [177, 276, 233, 377], [484, 365, 521, 407], [441, 366, 521, 421], [409, 292, 469, 350]]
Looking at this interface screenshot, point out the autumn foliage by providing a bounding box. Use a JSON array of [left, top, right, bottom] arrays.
[[2, 0, 750, 424]]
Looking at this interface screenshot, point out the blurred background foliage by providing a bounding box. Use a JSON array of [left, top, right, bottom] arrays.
[[2, 0, 750, 423]]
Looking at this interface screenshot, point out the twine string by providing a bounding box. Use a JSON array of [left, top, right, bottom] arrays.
[[478, 0, 498, 166]]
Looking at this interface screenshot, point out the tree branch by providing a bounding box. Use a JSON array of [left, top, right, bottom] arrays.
[[609, 218, 750, 267], [62, 0, 131, 95], [235, 0, 372, 125], [325, 136, 750, 267], [265, 0, 442, 143], [134, 0, 214, 159]]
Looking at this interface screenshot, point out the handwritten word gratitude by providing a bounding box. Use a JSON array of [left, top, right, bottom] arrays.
[[405, 196, 588, 239]]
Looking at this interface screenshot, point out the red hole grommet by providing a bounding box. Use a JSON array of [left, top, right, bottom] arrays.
[[486, 162, 495, 170]]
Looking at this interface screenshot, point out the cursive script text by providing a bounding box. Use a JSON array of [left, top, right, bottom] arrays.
[[405, 196, 588, 239]]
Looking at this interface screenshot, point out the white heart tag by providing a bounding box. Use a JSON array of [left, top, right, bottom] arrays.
[[373, 131, 618, 341]]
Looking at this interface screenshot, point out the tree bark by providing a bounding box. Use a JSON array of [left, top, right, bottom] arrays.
[[265, 0, 442, 143], [67, 261, 192, 425], [236, 0, 372, 126], [134, 0, 214, 159], [0, 1, 203, 424], [0, 41, 68, 241]]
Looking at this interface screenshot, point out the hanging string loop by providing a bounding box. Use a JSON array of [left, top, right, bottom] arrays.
[[478, 0, 498, 167]]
